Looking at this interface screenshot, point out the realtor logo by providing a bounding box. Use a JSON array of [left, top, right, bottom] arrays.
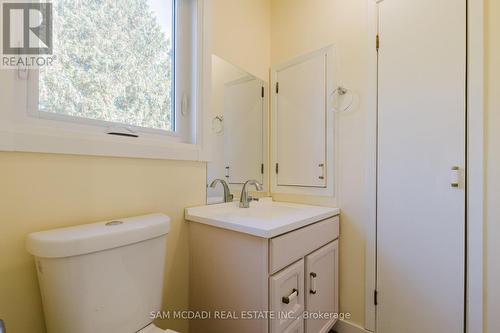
[[1, 1, 54, 68], [2, 2, 52, 54]]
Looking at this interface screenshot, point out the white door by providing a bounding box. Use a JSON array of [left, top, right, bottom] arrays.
[[305, 241, 338, 333], [275, 51, 327, 188], [224, 77, 264, 184], [377, 1, 466, 333]]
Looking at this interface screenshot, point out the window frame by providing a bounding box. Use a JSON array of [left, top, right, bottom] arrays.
[[0, 0, 212, 162]]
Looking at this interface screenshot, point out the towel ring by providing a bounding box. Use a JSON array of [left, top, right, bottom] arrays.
[[212, 115, 224, 134], [331, 86, 354, 113]]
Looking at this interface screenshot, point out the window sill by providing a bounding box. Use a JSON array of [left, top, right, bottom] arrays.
[[0, 125, 208, 161]]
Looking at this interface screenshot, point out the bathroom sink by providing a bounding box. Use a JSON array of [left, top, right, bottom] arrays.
[[185, 197, 339, 238]]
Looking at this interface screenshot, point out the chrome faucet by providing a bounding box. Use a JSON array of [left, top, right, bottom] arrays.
[[239, 180, 263, 208], [209, 179, 234, 202]]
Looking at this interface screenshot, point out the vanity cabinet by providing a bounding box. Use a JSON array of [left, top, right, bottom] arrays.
[[189, 215, 339, 333]]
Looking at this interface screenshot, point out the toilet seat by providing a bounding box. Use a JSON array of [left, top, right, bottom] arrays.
[[137, 323, 179, 333]]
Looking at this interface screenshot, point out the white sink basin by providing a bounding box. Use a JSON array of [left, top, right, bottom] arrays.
[[185, 198, 339, 238]]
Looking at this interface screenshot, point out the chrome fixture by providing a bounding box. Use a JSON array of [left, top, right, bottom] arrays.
[[0, 319, 6, 333], [239, 179, 263, 208], [209, 179, 234, 202]]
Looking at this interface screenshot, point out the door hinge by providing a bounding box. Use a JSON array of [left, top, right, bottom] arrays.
[[261, 86, 265, 98], [275, 82, 279, 94], [376, 34, 380, 51], [261, 163, 264, 174], [374, 290, 378, 306], [275, 163, 279, 174]]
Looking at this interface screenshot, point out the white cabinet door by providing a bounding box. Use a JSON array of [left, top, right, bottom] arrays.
[[377, 0, 466, 332], [282, 317, 304, 333], [304, 241, 338, 333], [273, 48, 333, 189], [224, 76, 264, 184], [270, 259, 305, 333]]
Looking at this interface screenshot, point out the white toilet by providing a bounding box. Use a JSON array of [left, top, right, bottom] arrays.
[[26, 214, 179, 333]]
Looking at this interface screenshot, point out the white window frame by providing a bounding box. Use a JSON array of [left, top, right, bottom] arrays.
[[0, 0, 212, 162]]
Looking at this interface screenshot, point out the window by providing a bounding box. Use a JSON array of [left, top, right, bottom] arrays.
[[0, 0, 209, 160], [38, 0, 176, 133]]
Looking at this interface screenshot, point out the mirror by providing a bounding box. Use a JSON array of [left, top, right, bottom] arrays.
[[207, 55, 268, 204]]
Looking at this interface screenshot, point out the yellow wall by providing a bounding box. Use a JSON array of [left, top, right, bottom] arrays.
[[486, 0, 500, 331], [270, 0, 371, 327], [0, 2, 272, 333], [0, 153, 206, 333], [212, 0, 271, 80]]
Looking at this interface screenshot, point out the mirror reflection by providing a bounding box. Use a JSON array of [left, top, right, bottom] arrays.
[[207, 55, 268, 204]]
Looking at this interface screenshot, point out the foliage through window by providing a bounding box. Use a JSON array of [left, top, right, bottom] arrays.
[[38, 0, 175, 132]]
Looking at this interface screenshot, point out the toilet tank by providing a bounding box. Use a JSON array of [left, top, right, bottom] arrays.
[[26, 214, 170, 333]]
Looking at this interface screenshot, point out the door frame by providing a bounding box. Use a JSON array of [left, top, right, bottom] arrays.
[[364, 0, 485, 332]]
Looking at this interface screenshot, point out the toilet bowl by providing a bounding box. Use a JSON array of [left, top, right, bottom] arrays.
[[26, 214, 179, 333]]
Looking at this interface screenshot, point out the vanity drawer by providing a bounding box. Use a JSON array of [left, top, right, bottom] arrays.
[[269, 216, 339, 274]]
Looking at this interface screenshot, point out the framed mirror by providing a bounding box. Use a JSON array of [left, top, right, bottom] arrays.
[[207, 55, 268, 204]]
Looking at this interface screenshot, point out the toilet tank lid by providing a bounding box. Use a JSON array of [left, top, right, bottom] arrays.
[[26, 214, 170, 258]]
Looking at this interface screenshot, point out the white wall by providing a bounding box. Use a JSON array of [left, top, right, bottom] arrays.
[[270, 0, 372, 327]]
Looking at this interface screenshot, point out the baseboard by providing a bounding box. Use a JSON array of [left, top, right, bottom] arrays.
[[332, 319, 372, 333]]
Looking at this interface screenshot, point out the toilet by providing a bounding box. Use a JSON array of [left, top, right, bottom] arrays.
[[26, 214, 179, 333]]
